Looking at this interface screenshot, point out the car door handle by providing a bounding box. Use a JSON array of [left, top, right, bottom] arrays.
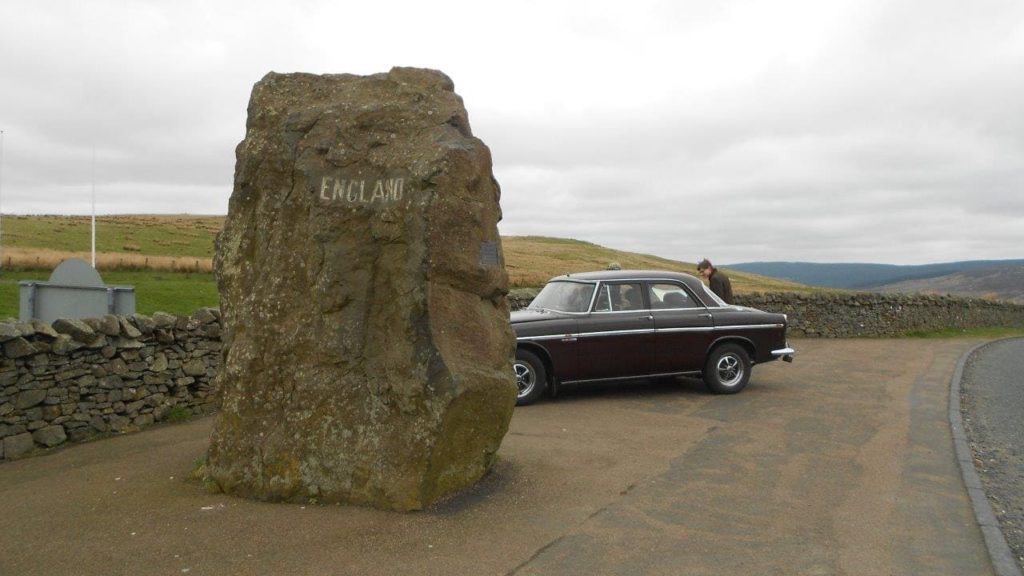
[[638, 314, 654, 321], [699, 313, 712, 319]]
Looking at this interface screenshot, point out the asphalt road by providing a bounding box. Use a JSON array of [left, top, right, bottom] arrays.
[[961, 338, 1024, 570], [0, 338, 998, 575]]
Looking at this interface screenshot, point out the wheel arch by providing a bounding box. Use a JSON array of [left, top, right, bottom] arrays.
[[707, 336, 756, 360], [516, 342, 554, 384]]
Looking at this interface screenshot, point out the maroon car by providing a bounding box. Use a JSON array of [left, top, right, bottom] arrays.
[[511, 270, 794, 405]]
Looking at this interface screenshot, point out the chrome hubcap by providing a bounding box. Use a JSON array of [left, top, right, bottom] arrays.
[[716, 354, 743, 387], [513, 361, 536, 399]]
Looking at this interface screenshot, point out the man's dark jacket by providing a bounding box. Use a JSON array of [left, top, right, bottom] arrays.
[[709, 270, 734, 304]]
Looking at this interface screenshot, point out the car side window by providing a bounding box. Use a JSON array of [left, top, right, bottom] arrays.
[[593, 283, 645, 312], [649, 283, 698, 309]]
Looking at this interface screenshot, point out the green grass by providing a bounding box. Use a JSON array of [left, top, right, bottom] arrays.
[[1, 269, 218, 319], [165, 406, 193, 422], [902, 326, 1024, 339]]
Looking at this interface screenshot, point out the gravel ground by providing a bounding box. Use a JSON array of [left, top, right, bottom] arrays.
[[0, 338, 995, 576], [961, 338, 1024, 570]]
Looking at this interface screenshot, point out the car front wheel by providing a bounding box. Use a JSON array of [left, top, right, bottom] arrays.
[[513, 349, 547, 406], [703, 343, 752, 394]]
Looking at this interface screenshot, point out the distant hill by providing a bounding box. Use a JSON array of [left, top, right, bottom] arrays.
[[502, 236, 812, 292], [727, 260, 1024, 289], [874, 265, 1024, 304]]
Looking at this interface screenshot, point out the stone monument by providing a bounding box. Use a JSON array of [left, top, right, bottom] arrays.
[[207, 68, 517, 510]]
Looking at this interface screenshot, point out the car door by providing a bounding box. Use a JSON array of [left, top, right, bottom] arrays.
[[647, 281, 714, 373], [573, 281, 657, 381]]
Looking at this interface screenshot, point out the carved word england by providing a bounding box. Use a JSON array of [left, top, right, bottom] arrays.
[[319, 176, 406, 205]]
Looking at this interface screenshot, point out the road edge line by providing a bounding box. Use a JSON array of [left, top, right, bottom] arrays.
[[950, 338, 1024, 576]]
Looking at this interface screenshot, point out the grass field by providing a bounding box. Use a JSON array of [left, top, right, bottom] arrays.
[[1, 214, 810, 289], [1, 269, 217, 319], [0, 214, 816, 319], [1, 214, 221, 259]]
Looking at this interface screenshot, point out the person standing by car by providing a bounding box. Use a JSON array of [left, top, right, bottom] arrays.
[[697, 259, 734, 304]]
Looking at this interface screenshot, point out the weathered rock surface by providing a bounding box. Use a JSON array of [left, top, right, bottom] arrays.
[[207, 68, 516, 510]]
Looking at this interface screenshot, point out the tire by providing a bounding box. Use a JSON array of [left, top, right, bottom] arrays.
[[513, 349, 548, 406], [703, 343, 752, 394]]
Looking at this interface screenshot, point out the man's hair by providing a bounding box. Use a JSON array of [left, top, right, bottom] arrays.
[[697, 258, 713, 271]]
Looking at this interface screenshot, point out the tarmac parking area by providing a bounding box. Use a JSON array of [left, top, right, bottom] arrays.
[[0, 338, 997, 576]]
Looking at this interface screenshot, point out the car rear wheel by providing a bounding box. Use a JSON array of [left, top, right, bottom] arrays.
[[514, 349, 547, 406], [703, 343, 751, 394]]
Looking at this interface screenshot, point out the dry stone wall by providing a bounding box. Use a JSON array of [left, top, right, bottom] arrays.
[[509, 289, 1024, 337], [5, 291, 1024, 462], [1, 309, 222, 461], [736, 292, 1024, 337]]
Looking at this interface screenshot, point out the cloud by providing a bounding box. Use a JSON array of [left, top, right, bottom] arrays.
[[2, 0, 1023, 264]]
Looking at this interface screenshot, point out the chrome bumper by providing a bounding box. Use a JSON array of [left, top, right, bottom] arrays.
[[771, 347, 795, 363]]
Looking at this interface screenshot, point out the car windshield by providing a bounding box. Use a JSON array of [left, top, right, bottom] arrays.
[[528, 281, 596, 313]]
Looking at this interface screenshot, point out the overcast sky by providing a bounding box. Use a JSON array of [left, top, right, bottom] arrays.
[[1, 0, 1022, 265]]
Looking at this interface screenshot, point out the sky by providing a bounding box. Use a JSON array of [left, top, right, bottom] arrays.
[[1, 0, 1022, 265]]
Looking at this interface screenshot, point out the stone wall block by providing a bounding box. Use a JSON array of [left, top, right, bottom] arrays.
[[108, 415, 130, 432], [150, 353, 168, 372], [41, 405, 61, 420], [3, 432, 34, 459], [32, 425, 67, 447], [114, 338, 145, 350], [182, 360, 206, 377], [130, 314, 156, 335], [118, 317, 142, 339], [96, 315, 121, 336], [89, 415, 108, 432], [1, 369, 18, 388], [203, 324, 222, 339], [83, 335, 108, 349], [152, 313, 176, 329], [51, 335, 82, 355], [4, 338, 36, 359], [53, 319, 96, 342], [15, 389, 47, 410], [0, 324, 20, 343]]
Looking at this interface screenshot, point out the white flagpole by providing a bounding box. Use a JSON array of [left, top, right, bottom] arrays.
[[0, 129, 5, 273], [91, 145, 96, 268]]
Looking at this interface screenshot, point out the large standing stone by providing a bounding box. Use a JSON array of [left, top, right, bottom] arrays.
[[207, 68, 516, 510]]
